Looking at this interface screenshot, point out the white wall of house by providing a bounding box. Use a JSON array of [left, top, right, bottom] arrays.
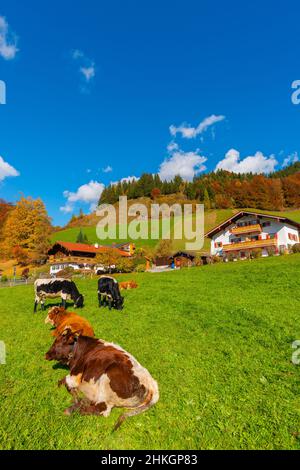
[[50, 262, 93, 275], [210, 215, 299, 256]]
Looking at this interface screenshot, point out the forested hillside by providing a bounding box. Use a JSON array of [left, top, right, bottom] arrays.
[[99, 163, 300, 211]]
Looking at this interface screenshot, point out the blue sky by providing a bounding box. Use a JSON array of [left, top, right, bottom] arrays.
[[1, 0, 300, 226]]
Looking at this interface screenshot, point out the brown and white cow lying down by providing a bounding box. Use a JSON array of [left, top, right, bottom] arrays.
[[119, 281, 138, 290], [45, 330, 159, 430], [45, 307, 95, 338]]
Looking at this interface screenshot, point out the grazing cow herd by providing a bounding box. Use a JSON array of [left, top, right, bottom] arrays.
[[35, 275, 158, 430]]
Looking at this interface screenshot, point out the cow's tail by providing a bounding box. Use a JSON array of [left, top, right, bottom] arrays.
[[113, 381, 159, 431]]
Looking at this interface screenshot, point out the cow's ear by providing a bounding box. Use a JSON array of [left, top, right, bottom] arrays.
[[74, 329, 83, 340], [62, 327, 72, 336]]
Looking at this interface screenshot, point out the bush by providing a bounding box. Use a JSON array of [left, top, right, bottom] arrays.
[[212, 255, 222, 263], [155, 239, 173, 258], [134, 264, 146, 273], [266, 247, 276, 257], [250, 248, 262, 259], [292, 243, 300, 253], [1, 275, 8, 283], [56, 267, 75, 278], [194, 255, 203, 267], [117, 258, 135, 273]]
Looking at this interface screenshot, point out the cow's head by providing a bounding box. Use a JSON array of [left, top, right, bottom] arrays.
[[45, 328, 81, 363], [45, 306, 66, 325], [74, 294, 84, 308], [114, 296, 124, 310]]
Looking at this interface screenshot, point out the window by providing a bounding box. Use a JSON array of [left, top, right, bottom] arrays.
[[214, 242, 223, 248], [262, 221, 271, 228], [288, 233, 298, 242]]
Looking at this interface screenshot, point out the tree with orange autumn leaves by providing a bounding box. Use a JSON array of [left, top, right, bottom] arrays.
[[0, 196, 52, 265]]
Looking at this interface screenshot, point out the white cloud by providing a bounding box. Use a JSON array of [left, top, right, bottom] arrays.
[[80, 64, 95, 82], [72, 49, 96, 86], [159, 148, 207, 181], [215, 148, 278, 174], [282, 152, 299, 168], [59, 203, 74, 214], [170, 114, 225, 139], [60, 180, 104, 213], [0, 16, 18, 60], [72, 49, 84, 60], [0, 155, 20, 181], [167, 141, 179, 152], [102, 165, 113, 173]]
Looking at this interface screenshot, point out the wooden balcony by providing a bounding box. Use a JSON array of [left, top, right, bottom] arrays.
[[49, 256, 95, 265], [231, 224, 262, 235], [223, 238, 277, 252]]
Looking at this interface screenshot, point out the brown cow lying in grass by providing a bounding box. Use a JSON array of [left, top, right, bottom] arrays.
[[45, 306, 95, 338], [119, 281, 138, 290], [45, 329, 159, 430]]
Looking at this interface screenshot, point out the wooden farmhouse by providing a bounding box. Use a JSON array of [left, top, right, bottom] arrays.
[[206, 211, 300, 259], [48, 241, 133, 275]]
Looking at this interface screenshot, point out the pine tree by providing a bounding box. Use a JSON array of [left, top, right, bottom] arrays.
[[76, 229, 84, 243], [203, 188, 211, 210]]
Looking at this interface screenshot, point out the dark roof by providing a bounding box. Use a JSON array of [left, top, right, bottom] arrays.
[[170, 251, 195, 260], [49, 241, 131, 257], [113, 242, 134, 248], [206, 211, 300, 238]]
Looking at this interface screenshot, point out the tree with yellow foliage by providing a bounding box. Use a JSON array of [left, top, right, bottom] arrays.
[[2, 196, 52, 264], [95, 248, 122, 273]]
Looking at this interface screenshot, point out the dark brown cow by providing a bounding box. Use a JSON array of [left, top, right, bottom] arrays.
[[45, 330, 159, 430]]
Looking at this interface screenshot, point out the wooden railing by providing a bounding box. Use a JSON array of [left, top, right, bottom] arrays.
[[49, 256, 94, 264], [223, 238, 277, 252], [231, 224, 262, 235]]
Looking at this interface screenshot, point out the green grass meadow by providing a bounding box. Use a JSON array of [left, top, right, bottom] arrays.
[[1, 255, 300, 449]]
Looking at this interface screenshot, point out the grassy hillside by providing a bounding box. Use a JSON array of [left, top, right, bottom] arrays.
[[1, 255, 300, 449], [52, 207, 300, 252]]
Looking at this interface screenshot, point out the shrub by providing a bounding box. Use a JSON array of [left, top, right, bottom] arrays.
[[194, 255, 203, 267], [250, 248, 262, 259], [134, 264, 146, 273], [56, 267, 75, 278], [266, 247, 276, 257], [155, 239, 173, 258], [212, 255, 222, 263], [292, 243, 300, 253], [1, 275, 8, 283], [117, 258, 135, 273]]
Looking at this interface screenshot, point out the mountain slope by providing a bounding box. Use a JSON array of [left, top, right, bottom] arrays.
[[52, 207, 300, 253]]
